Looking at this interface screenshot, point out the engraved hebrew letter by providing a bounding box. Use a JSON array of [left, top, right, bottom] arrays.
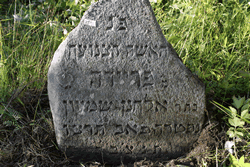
[[110, 145, 118, 154], [142, 71, 154, 88], [154, 101, 167, 112], [89, 101, 97, 112], [90, 71, 101, 88], [62, 100, 68, 118], [154, 124, 162, 136], [143, 100, 153, 112], [139, 126, 151, 135], [103, 71, 114, 87], [106, 16, 113, 30], [92, 125, 105, 136], [130, 71, 140, 88], [133, 100, 142, 114], [110, 45, 118, 58], [154, 146, 161, 154], [64, 46, 70, 60], [193, 103, 197, 112], [79, 101, 86, 115], [146, 144, 154, 154], [148, 44, 158, 58], [92, 43, 100, 57], [175, 104, 181, 112], [160, 74, 168, 89], [121, 100, 126, 115], [73, 101, 80, 113], [158, 45, 167, 57], [85, 44, 92, 57], [82, 124, 92, 135], [75, 44, 80, 61], [114, 124, 123, 135], [79, 44, 86, 57], [118, 43, 128, 58], [184, 103, 191, 112], [187, 124, 194, 133], [117, 17, 127, 31], [136, 45, 147, 57], [99, 101, 111, 112], [124, 124, 137, 135], [125, 145, 133, 154], [126, 45, 133, 57], [63, 124, 68, 136], [194, 124, 201, 133], [100, 44, 110, 57], [72, 125, 82, 135], [163, 124, 172, 135], [126, 100, 133, 112], [66, 101, 74, 123], [175, 124, 186, 133], [83, 101, 90, 113]]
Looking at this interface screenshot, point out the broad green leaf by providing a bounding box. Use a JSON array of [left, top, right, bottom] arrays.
[[238, 156, 250, 166], [228, 117, 244, 127], [245, 99, 250, 104], [232, 96, 245, 109], [227, 130, 235, 138], [242, 163, 250, 167], [241, 109, 247, 117], [239, 156, 245, 164], [242, 103, 250, 111], [229, 106, 237, 117], [235, 131, 244, 137], [229, 127, 234, 131], [229, 154, 239, 166], [241, 109, 250, 119]]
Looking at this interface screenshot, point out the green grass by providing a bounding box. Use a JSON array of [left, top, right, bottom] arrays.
[[152, 0, 250, 103], [0, 0, 249, 166], [0, 0, 93, 102]]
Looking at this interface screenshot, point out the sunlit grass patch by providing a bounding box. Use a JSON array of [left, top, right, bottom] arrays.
[[152, 0, 250, 103]]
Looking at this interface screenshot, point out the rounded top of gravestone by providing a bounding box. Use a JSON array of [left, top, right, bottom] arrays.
[[69, 0, 166, 46]]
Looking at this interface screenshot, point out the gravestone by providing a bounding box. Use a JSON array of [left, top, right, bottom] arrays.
[[48, 0, 205, 164]]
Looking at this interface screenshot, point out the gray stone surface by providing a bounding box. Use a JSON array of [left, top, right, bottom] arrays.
[[48, 0, 205, 164]]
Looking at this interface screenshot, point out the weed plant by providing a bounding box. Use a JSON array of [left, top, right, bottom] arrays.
[[0, 0, 249, 166]]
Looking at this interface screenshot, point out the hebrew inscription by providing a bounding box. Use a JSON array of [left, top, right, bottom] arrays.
[[48, 0, 205, 163], [88, 70, 154, 89], [62, 100, 197, 114], [63, 123, 201, 137], [65, 42, 167, 60]]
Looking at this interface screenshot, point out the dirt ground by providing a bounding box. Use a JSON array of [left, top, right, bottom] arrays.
[[0, 87, 248, 167]]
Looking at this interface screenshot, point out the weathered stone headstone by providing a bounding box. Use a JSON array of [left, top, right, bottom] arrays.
[[48, 0, 205, 164]]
